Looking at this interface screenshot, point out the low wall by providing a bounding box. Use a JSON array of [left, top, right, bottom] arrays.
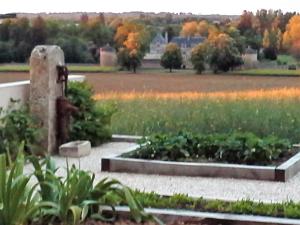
[[0, 75, 85, 110]]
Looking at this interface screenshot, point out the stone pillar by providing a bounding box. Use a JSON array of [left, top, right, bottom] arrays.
[[29, 45, 65, 154]]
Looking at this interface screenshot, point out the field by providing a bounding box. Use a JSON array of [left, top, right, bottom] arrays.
[[2, 71, 300, 92], [1, 70, 300, 143]]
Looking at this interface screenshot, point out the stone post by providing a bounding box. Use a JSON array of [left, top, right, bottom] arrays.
[[29, 45, 65, 154]]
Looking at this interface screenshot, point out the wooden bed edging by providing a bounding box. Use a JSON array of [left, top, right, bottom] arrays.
[[104, 137, 300, 182], [104, 206, 300, 225]]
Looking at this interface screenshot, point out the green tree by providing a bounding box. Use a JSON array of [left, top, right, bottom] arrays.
[[191, 44, 207, 74], [0, 41, 13, 62], [31, 16, 47, 46], [117, 48, 142, 73], [160, 43, 182, 72], [208, 33, 243, 73]]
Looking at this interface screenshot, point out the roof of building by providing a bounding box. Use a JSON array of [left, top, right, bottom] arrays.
[[100, 44, 115, 52], [151, 33, 167, 45], [244, 47, 257, 54], [170, 36, 205, 47]]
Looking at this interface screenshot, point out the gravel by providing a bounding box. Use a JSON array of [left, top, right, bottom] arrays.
[[25, 142, 300, 203]]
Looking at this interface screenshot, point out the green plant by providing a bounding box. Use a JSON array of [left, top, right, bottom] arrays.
[[30, 156, 161, 225], [68, 82, 117, 146], [123, 132, 291, 165], [0, 101, 42, 159], [132, 191, 300, 219], [0, 152, 43, 225]]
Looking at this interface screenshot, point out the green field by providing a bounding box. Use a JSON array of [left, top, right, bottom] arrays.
[[0, 64, 117, 73], [101, 98, 300, 143]]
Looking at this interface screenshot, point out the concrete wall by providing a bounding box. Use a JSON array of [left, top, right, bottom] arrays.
[[0, 75, 85, 110]]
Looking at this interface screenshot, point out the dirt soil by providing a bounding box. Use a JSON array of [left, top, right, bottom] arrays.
[[2, 72, 300, 93]]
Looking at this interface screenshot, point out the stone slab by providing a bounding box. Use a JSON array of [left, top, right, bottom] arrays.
[[59, 140, 91, 158]]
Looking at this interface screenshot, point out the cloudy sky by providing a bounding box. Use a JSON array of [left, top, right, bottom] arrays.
[[1, 0, 299, 15]]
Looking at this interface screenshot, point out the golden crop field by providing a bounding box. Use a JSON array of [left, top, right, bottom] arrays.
[[94, 88, 300, 101]]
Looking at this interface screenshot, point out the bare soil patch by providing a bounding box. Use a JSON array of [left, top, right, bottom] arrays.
[[1, 72, 300, 93]]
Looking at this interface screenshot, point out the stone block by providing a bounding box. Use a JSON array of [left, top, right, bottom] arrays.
[[59, 141, 91, 158]]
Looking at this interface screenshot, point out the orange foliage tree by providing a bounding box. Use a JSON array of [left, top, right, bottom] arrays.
[[181, 21, 198, 37], [283, 15, 300, 59]]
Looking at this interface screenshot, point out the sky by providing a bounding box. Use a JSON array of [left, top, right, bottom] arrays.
[[0, 0, 299, 15]]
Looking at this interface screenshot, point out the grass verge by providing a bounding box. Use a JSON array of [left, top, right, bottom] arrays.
[[0, 64, 118, 73]]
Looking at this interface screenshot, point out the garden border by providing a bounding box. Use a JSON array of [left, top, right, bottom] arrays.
[[102, 136, 300, 182], [103, 206, 300, 225]]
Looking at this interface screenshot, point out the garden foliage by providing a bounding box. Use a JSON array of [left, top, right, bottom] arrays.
[[68, 81, 117, 146], [0, 102, 41, 159], [123, 132, 291, 165]]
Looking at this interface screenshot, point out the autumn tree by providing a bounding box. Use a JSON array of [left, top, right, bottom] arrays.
[[181, 21, 198, 37], [237, 10, 254, 34], [262, 29, 281, 60], [207, 33, 243, 73], [114, 22, 150, 55], [160, 43, 182, 72], [197, 20, 209, 37], [283, 15, 300, 59]]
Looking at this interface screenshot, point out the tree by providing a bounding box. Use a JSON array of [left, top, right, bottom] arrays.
[[283, 15, 300, 59], [191, 43, 207, 74], [0, 41, 13, 63], [262, 29, 280, 60], [207, 33, 243, 73], [162, 25, 180, 42], [181, 21, 198, 37], [129, 49, 141, 73], [160, 43, 182, 72], [197, 20, 209, 37], [31, 16, 47, 46], [237, 10, 254, 34], [114, 22, 150, 55], [117, 47, 141, 73]]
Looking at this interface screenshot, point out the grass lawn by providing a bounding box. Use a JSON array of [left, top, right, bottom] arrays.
[[0, 64, 118, 73], [233, 68, 300, 76]]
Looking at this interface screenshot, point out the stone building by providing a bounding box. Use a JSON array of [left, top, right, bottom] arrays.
[[144, 33, 205, 68], [242, 47, 258, 69], [170, 36, 205, 66], [99, 45, 117, 67]]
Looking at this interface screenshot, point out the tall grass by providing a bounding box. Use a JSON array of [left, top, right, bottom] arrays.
[[100, 94, 300, 143]]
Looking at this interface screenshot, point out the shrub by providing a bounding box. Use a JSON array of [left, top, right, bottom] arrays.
[[68, 82, 117, 146], [123, 132, 291, 165], [0, 102, 42, 159]]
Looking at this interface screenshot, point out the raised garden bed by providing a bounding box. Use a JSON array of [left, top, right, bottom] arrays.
[[104, 206, 300, 225], [102, 133, 300, 182], [101, 192, 300, 225]]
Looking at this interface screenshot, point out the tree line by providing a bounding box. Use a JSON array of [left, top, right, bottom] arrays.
[[0, 9, 299, 72]]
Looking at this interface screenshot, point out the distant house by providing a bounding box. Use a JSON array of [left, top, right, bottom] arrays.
[[99, 44, 117, 67], [242, 47, 258, 69], [170, 36, 205, 67], [144, 33, 168, 61], [144, 33, 205, 68]]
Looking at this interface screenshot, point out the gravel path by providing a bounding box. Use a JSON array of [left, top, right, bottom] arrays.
[[25, 142, 300, 203]]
